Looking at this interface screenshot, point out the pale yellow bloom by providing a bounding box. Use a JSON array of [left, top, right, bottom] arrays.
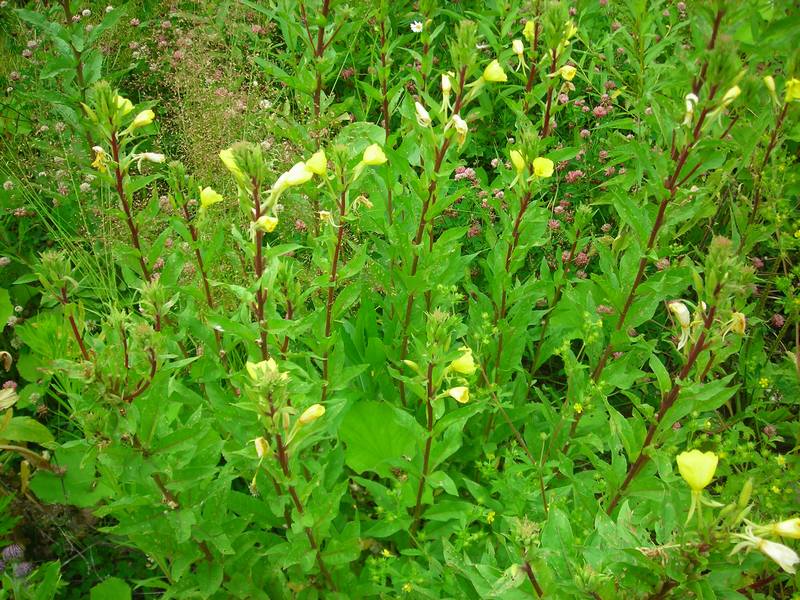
[[255, 215, 279, 233], [483, 59, 508, 83], [445, 386, 469, 404], [512, 39, 524, 57], [449, 346, 477, 375], [283, 161, 314, 186], [763, 75, 776, 95], [451, 114, 468, 146], [785, 78, 800, 102], [532, 156, 554, 178], [91, 146, 108, 173], [676, 449, 718, 492], [131, 109, 155, 129], [757, 538, 799, 573], [299, 403, 326, 425], [219, 148, 245, 180], [564, 20, 578, 40], [770, 518, 800, 540], [199, 186, 223, 208], [729, 312, 746, 335], [558, 65, 577, 81], [721, 85, 741, 106], [523, 20, 536, 42], [510, 150, 525, 173], [362, 144, 387, 166], [441, 74, 452, 94], [306, 149, 327, 176], [668, 301, 692, 350]]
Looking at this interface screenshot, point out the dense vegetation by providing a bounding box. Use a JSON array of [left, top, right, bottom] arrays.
[[1, 0, 799, 597]]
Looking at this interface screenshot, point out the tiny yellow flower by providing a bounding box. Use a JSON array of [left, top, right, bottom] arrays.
[[510, 150, 525, 173], [253, 437, 270, 458], [381, 548, 393, 558], [772, 485, 782, 495], [115, 94, 134, 115], [130, 109, 155, 129], [449, 346, 477, 375], [362, 144, 387, 166], [255, 215, 279, 233], [199, 186, 223, 208], [487, 510, 496, 524], [402, 583, 413, 593], [305, 149, 327, 176], [676, 449, 718, 492], [445, 386, 469, 404], [532, 156, 554, 178], [784, 78, 800, 103], [483, 59, 508, 83], [776, 455, 786, 467], [299, 403, 325, 425], [758, 377, 769, 388], [573, 403, 583, 414]]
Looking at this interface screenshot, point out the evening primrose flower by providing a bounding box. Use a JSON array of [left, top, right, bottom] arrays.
[[721, 85, 741, 107], [727, 312, 746, 336], [445, 386, 469, 404], [683, 92, 699, 126], [255, 215, 279, 233], [451, 114, 468, 146], [758, 538, 800, 573], [199, 186, 223, 208], [785, 78, 800, 103], [130, 109, 155, 129], [441, 74, 452, 95], [523, 20, 536, 42], [763, 75, 776, 98], [449, 346, 477, 375], [557, 65, 577, 81], [532, 156, 554, 178], [677, 449, 718, 492], [299, 403, 325, 425], [362, 144, 387, 166], [415, 101, 432, 127], [510, 150, 525, 173], [668, 300, 692, 350], [253, 436, 270, 459], [483, 59, 508, 83], [246, 358, 287, 385], [512, 39, 525, 69], [91, 146, 108, 173], [755, 517, 800, 540], [133, 152, 165, 170], [305, 149, 327, 176]]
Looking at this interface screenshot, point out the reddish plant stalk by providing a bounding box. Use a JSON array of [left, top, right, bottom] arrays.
[[251, 180, 270, 361], [522, 561, 543, 597], [606, 289, 720, 513], [321, 189, 347, 401], [411, 362, 436, 532], [539, 49, 558, 138], [59, 286, 91, 361]]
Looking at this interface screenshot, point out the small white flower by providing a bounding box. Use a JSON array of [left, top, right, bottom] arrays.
[[82, 8, 91, 17], [410, 21, 423, 33], [414, 101, 431, 127], [106, 5, 114, 12]]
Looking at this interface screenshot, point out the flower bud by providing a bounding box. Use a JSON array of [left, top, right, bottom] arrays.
[[299, 403, 325, 425], [415, 101, 432, 127], [721, 85, 741, 107], [738, 477, 753, 509], [441, 74, 452, 94], [115, 94, 133, 115], [451, 114, 468, 146], [253, 436, 270, 458], [512, 39, 524, 57], [510, 150, 525, 173], [763, 75, 776, 95]]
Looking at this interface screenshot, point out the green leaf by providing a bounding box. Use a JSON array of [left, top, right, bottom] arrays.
[[90, 577, 131, 600], [339, 401, 423, 477], [1, 416, 54, 444]]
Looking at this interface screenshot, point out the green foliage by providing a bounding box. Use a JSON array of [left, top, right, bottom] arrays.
[[1, 0, 799, 597]]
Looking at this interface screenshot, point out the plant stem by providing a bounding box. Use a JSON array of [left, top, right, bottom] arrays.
[[411, 362, 435, 532], [59, 287, 91, 361], [522, 561, 543, 597], [539, 48, 558, 137], [251, 179, 270, 361], [321, 188, 347, 401], [379, 20, 393, 224]]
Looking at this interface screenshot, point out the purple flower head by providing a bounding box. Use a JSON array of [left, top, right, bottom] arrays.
[[2, 545, 23, 561]]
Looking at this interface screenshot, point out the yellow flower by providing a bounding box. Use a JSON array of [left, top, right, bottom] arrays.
[[668, 300, 692, 350], [381, 548, 393, 558], [219, 148, 245, 181], [483, 59, 508, 83], [441, 73, 452, 94], [784, 78, 800, 103], [449, 346, 477, 375], [283, 161, 315, 186], [253, 437, 270, 458], [415, 101, 432, 127], [558, 65, 577, 81], [255, 215, 279, 233], [487, 510, 496, 524], [90, 146, 108, 173], [246, 358, 286, 385], [305, 149, 327, 176], [763, 75, 776, 95], [676, 449, 718, 492], [573, 403, 583, 414], [131, 109, 155, 129], [299, 403, 325, 425], [523, 20, 536, 42], [362, 144, 387, 166], [445, 386, 470, 404], [564, 20, 578, 40], [532, 156, 554, 178], [402, 583, 413, 593], [721, 85, 741, 106], [115, 94, 133, 115], [512, 39, 524, 57], [199, 186, 223, 208], [510, 150, 525, 173]]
